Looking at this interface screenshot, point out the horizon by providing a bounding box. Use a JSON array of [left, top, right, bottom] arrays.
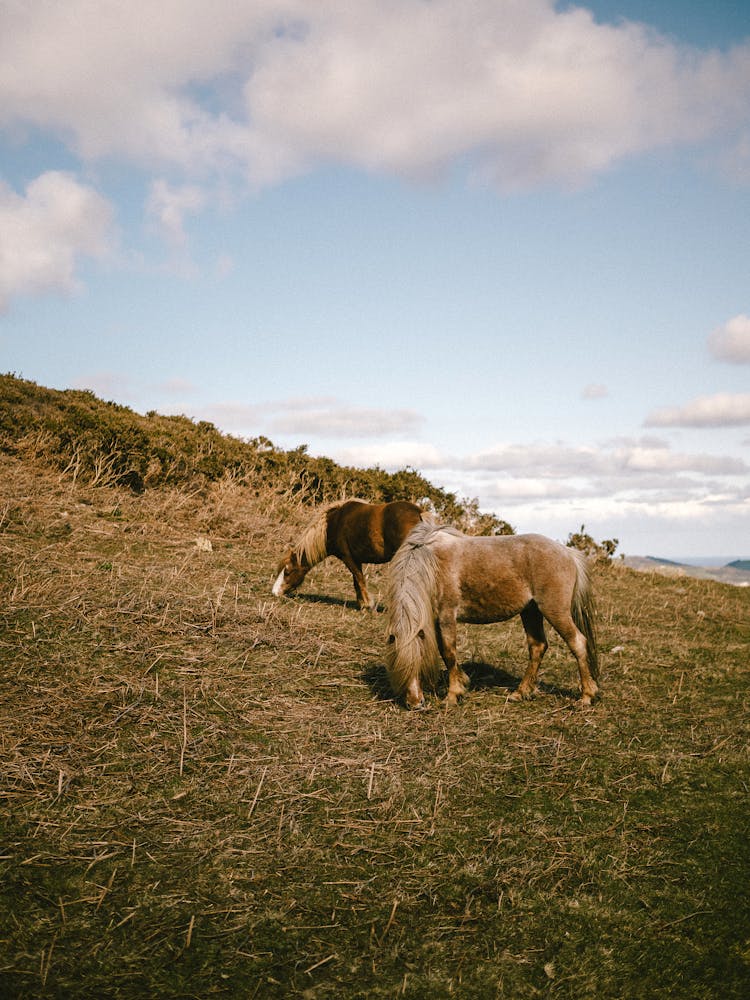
[[2, 1, 749, 559], [644, 556, 747, 567]]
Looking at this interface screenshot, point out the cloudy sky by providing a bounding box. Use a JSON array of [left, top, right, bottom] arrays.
[[2, 1, 749, 560]]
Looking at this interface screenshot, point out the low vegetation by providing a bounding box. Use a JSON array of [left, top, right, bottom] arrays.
[[0, 375, 511, 536], [1, 377, 748, 998], [565, 524, 619, 563]]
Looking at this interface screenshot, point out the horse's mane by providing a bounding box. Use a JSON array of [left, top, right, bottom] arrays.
[[384, 521, 450, 695], [293, 498, 369, 567], [399, 521, 462, 548]]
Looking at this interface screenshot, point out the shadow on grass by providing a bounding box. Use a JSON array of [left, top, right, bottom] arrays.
[[286, 591, 387, 613], [360, 658, 581, 706], [464, 659, 580, 701], [359, 662, 398, 703]]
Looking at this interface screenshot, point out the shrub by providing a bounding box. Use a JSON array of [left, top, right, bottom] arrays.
[[566, 523, 619, 562]]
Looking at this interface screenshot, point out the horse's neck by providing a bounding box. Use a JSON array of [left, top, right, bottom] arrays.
[[297, 514, 330, 568]]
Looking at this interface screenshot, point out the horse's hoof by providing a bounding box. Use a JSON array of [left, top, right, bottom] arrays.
[[407, 698, 429, 712], [508, 687, 535, 702], [443, 694, 461, 710]]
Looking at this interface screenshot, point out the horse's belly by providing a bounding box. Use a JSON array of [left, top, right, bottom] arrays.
[[456, 577, 530, 624], [457, 605, 518, 625]]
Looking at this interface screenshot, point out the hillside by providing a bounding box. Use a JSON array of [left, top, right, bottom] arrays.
[[1, 380, 749, 998], [0, 373, 510, 536]]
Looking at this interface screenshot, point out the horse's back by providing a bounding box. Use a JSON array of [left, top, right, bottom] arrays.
[[329, 499, 422, 563], [381, 501, 423, 558], [459, 532, 578, 586], [416, 528, 580, 623]]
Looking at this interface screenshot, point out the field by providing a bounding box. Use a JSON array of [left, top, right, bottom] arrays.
[[1, 452, 749, 998]]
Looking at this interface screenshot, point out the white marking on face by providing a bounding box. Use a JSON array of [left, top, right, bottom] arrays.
[[271, 569, 286, 597]]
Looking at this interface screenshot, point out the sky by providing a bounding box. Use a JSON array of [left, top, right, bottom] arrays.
[[1, 1, 749, 561]]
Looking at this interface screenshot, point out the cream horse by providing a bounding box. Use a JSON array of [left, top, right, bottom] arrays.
[[385, 522, 599, 709]]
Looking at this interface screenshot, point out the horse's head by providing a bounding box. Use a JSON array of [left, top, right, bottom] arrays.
[[271, 549, 309, 597]]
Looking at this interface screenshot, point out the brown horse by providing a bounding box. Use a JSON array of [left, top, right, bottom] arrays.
[[385, 522, 599, 709], [272, 499, 425, 610]]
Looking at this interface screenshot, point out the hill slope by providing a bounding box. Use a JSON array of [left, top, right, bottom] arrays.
[[0, 373, 510, 535], [1, 447, 749, 998]]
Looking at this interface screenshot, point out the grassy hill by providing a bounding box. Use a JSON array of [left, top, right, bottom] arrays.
[[0, 374, 510, 535], [1, 378, 749, 998]]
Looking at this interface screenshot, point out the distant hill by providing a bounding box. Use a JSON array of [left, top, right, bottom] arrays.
[[623, 555, 750, 587]]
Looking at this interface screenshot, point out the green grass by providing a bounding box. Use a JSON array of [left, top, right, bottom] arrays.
[[1, 449, 749, 998]]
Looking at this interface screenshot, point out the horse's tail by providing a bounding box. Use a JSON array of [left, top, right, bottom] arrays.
[[384, 528, 443, 700], [570, 549, 599, 681]]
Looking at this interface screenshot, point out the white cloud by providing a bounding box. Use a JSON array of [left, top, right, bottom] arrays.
[[184, 401, 265, 431], [0, 1, 283, 169], [170, 396, 422, 440], [455, 446, 749, 555], [242, 3, 750, 190], [269, 401, 422, 438], [0, 171, 114, 310], [480, 477, 588, 501], [626, 448, 746, 474], [214, 253, 235, 279], [708, 314, 750, 364], [645, 393, 750, 428], [146, 180, 207, 246], [1, 2, 749, 191], [331, 437, 748, 503], [158, 377, 198, 394], [582, 383, 608, 399], [331, 441, 448, 470], [463, 442, 604, 476], [72, 372, 132, 400]]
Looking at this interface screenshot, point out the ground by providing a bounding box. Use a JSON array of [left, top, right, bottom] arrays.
[[1, 454, 749, 998]]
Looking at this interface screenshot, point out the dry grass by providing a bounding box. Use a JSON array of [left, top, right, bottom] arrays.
[[1, 453, 749, 998]]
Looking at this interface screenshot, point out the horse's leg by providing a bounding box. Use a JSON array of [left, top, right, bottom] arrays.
[[565, 624, 599, 705], [405, 674, 426, 710], [351, 565, 373, 610], [437, 613, 468, 708], [544, 612, 599, 706], [509, 602, 548, 701], [339, 553, 373, 610]]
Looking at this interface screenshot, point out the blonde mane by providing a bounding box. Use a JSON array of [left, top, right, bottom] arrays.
[[293, 498, 368, 568], [384, 523, 448, 696]]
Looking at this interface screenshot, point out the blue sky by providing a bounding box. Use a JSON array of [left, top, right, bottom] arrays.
[[1, 1, 749, 559]]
